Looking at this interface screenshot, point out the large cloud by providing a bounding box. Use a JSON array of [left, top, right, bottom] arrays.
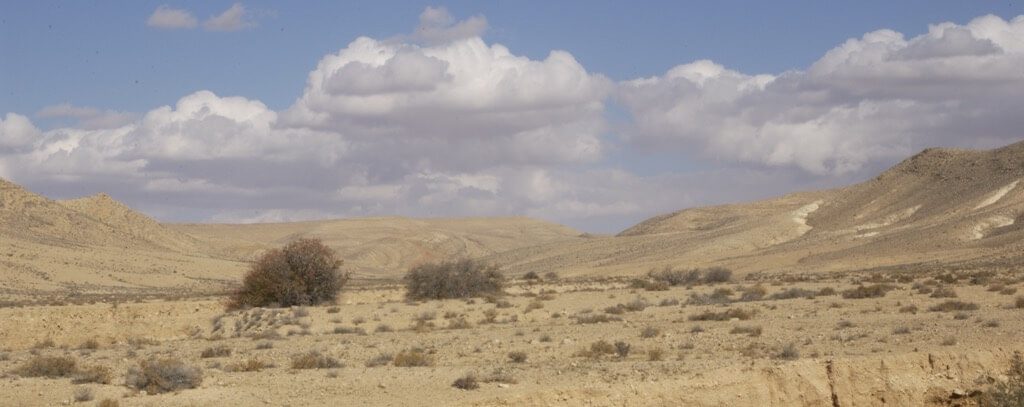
[[620, 14, 1024, 175], [3, 12, 1024, 233]]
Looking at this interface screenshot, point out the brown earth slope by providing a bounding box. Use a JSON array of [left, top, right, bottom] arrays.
[[488, 140, 1024, 277]]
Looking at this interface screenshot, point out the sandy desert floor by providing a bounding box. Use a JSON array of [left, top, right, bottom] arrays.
[[1, 267, 1022, 406]]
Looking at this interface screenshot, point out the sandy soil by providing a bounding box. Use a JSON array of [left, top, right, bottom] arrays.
[[1, 269, 1021, 406]]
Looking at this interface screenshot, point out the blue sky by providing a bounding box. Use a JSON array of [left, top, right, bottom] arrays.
[[4, 1, 1020, 115], [2, 2, 1024, 232]]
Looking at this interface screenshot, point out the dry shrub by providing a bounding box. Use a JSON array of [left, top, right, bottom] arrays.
[[507, 351, 528, 363], [73, 387, 93, 402], [200, 345, 231, 358], [226, 358, 272, 372], [97, 399, 119, 407], [730, 325, 763, 337], [648, 266, 732, 286], [14, 355, 78, 378], [452, 373, 479, 390], [291, 351, 341, 369], [125, 358, 203, 394], [928, 300, 980, 312], [841, 284, 895, 299], [78, 338, 100, 350], [576, 340, 618, 359], [647, 348, 665, 361], [365, 353, 393, 367], [688, 308, 755, 321], [1015, 296, 1024, 309], [768, 288, 817, 300], [73, 365, 112, 384], [575, 314, 622, 324], [777, 343, 800, 360], [228, 238, 348, 309], [929, 286, 958, 298], [640, 326, 660, 338], [404, 260, 503, 300], [899, 304, 919, 314], [615, 341, 631, 358], [393, 349, 434, 367], [740, 285, 767, 302]]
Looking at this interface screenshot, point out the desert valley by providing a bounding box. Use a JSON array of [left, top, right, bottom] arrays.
[[1, 141, 1023, 406]]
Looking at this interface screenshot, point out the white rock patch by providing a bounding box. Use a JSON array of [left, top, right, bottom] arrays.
[[974, 180, 1019, 210], [791, 200, 823, 236], [855, 205, 921, 231], [970, 216, 1015, 240]]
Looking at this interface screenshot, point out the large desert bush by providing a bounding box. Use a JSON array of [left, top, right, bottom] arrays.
[[404, 259, 503, 300], [228, 238, 348, 309]]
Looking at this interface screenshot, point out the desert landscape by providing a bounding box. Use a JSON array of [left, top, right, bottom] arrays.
[[4, 4, 1024, 407], [1, 141, 1023, 406]]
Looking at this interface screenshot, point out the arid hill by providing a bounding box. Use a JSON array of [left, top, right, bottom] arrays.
[[169, 216, 583, 279], [487, 140, 1024, 277]]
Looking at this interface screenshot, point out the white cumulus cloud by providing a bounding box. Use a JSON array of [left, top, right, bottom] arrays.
[[146, 5, 198, 29]]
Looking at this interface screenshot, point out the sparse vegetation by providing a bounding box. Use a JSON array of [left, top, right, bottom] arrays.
[[928, 300, 980, 312], [689, 308, 755, 321], [730, 325, 763, 337], [841, 284, 895, 299], [291, 351, 342, 369], [200, 345, 231, 358], [226, 358, 272, 372], [404, 260, 503, 300], [228, 238, 348, 309], [777, 343, 800, 360], [647, 266, 732, 286], [73, 387, 93, 402], [393, 349, 434, 367], [125, 358, 203, 394], [452, 373, 479, 390], [508, 351, 528, 363], [640, 326, 661, 338], [14, 355, 78, 378], [365, 353, 394, 367]]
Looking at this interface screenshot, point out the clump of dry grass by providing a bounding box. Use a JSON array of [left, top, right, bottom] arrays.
[[730, 325, 763, 337], [291, 351, 342, 369], [688, 308, 755, 321], [929, 286, 958, 298], [777, 343, 800, 360], [768, 288, 817, 300], [73, 365, 112, 384], [575, 314, 623, 324], [200, 345, 231, 358], [841, 284, 895, 299], [452, 373, 479, 390], [73, 387, 93, 402], [575, 340, 618, 359], [647, 348, 665, 361], [125, 358, 203, 394], [640, 326, 661, 338], [14, 355, 78, 378], [1015, 296, 1024, 309], [393, 349, 434, 367], [928, 300, 980, 312], [647, 266, 732, 286], [97, 399, 119, 407], [365, 353, 393, 367], [508, 351, 528, 363], [229, 358, 273, 372]]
